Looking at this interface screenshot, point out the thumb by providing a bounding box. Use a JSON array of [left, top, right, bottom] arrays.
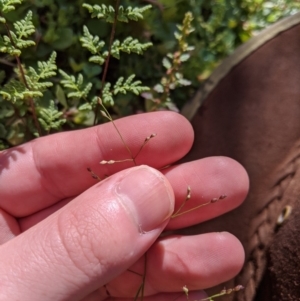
[[0, 166, 174, 301]]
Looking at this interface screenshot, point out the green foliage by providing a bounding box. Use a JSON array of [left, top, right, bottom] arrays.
[[13, 10, 34, 40], [83, 3, 152, 22], [111, 37, 152, 59], [101, 75, 149, 106], [59, 70, 92, 100], [1, 51, 57, 102], [26, 52, 57, 90], [101, 75, 146, 107], [117, 5, 152, 22], [1, 0, 300, 149], [38, 100, 66, 132], [102, 82, 113, 105], [80, 26, 152, 63], [144, 11, 195, 111], [0, 79, 42, 102], [80, 25, 106, 65], [0, 0, 22, 16], [0, 10, 35, 55], [82, 4, 116, 22], [114, 75, 149, 96], [0, 0, 156, 147]]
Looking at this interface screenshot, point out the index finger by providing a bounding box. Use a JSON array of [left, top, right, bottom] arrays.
[[0, 111, 194, 217]]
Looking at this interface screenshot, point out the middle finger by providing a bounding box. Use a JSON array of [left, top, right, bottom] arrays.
[[19, 157, 248, 232]]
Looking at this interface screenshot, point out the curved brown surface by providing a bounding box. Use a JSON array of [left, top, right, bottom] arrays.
[[255, 201, 300, 301], [180, 14, 300, 301]]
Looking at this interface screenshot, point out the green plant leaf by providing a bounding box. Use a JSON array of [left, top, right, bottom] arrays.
[[0, 0, 22, 14], [38, 100, 66, 132], [51, 28, 74, 50]]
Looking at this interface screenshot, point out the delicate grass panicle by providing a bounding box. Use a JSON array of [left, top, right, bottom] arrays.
[[0, 1, 242, 300], [183, 285, 244, 301]]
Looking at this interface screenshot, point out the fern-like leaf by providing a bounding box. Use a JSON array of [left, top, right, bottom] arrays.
[[36, 51, 57, 79], [14, 32, 35, 50], [111, 37, 152, 59], [82, 4, 115, 22], [59, 70, 92, 99], [80, 26, 107, 65], [25, 72, 54, 90], [114, 75, 150, 95], [38, 100, 66, 132], [14, 11, 35, 39], [118, 5, 152, 22], [102, 82, 114, 106], [80, 26, 105, 54], [22, 52, 57, 92], [13, 11, 35, 50], [83, 4, 151, 23], [0, 34, 21, 55], [0, 79, 42, 103], [0, 10, 35, 55], [0, 0, 22, 14]]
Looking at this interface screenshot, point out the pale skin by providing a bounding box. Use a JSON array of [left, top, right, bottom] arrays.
[[0, 111, 249, 301]]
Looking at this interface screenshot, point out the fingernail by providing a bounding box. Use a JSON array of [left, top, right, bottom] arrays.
[[116, 166, 174, 232]]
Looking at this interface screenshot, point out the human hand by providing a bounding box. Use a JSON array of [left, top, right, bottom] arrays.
[[0, 111, 249, 301]]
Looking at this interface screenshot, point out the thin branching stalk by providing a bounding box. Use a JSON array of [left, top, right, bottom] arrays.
[[94, 0, 120, 125], [172, 193, 227, 219], [99, 100, 135, 162], [133, 252, 148, 301], [182, 285, 244, 301]]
